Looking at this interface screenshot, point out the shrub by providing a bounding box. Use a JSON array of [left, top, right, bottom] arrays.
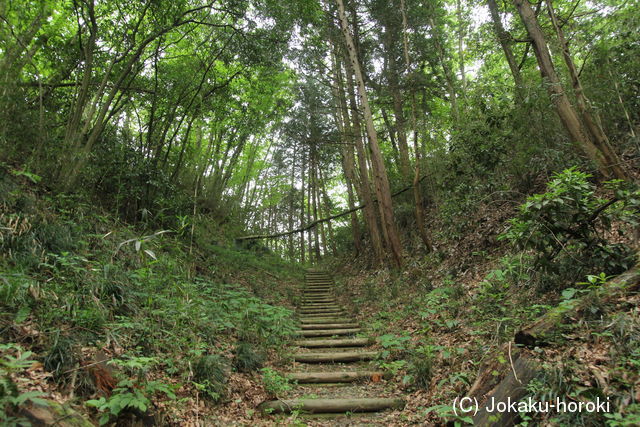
[[260, 367, 292, 397], [233, 342, 265, 373], [193, 355, 228, 402], [500, 168, 637, 289], [86, 356, 175, 426], [1, 344, 48, 424], [407, 345, 434, 390]]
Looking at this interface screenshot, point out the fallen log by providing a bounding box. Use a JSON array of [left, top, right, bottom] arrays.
[[468, 345, 539, 426], [286, 371, 390, 383], [465, 265, 640, 426], [515, 266, 640, 347], [257, 397, 405, 414], [293, 351, 377, 363]]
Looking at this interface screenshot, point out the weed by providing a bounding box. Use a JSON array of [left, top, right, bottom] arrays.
[[260, 367, 292, 397], [500, 168, 637, 290], [1, 344, 48, 424], [193, 355, 228, 402], [406, 345, 434, 389], [233, 342, 265, 373]]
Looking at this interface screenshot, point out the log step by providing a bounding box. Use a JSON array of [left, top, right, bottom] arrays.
[[258, 398, 404, 414], [295, 337, 371, 348], [298, 328, 360, 337], [286, 371, 389, 384], [299, 318, 354, 324], [300, 323, 359, 330], [299, 309, 344, 314], [302, 299, 335, 303], [293, 351, 377, 363], [300, 303, 340, 307], [301, 302, 339, 306], [299, 313, 347, 318]]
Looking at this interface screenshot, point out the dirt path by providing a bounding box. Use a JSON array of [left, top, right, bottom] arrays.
[[259, 270, 405, 423]]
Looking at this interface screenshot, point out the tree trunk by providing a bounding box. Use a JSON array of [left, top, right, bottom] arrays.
[[288, 149, 297, 260], [310, 145, 322, 260], [401, 0, 433, 251], [343, 55, 386, 265], [318, 167, 338, 256], [429, 17, 459, 123], [332, 55, 363, 256], [546, 0, 629, 180], [513, 0, 626, 180], [455, 0, 467, 97], [337, 0, 403, 267], [487, 0, 524, 95], [300, 150, 307, 264]]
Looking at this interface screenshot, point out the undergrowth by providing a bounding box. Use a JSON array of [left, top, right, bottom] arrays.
[[0, 165, 303, 424]]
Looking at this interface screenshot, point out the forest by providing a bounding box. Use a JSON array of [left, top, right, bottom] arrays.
[[1, 0, 639, 425]]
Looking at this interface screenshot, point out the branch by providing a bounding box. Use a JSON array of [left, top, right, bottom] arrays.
[[18, 81, 155, 94], [236, 174, 430, 241]]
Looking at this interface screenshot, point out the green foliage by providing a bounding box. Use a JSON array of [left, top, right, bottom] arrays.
[[43, 336, 79, 382], [421, 403, 473, 426], [377, 333, 410, 359], [233, 342, 265, 373], [193, 355, 228, 402], [1, 344, 48, 425], [406, 345, 434, 390], [86, 358, 176, 426], [260, 367, 292, 397], [605, 405, 640, 427], [500, 168, 637, 289]]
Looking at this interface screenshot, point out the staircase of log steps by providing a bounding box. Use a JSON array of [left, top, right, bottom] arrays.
[[259, 270, 405, 419]]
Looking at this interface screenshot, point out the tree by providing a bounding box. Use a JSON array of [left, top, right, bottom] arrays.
[[513, 0, 629, 180], [335, 0, 404, 268]]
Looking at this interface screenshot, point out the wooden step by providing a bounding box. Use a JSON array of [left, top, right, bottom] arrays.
[[299, 328, 360, 337], [258, 397, 404, 414], [298, 308, 344, 314], [300, 306, 341, 310], [295, 337, 371, 348], [299, 317, 354, 324], [300, 310, 346, 315], [301, 302, 339, 306], [299, 314, 347, 319], [285, 371, 389, 384], [300, 323, 358, 330], [301, 301, 339, 304], [293, 351, 377, 363]]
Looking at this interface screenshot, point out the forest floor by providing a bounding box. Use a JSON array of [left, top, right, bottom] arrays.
[[3, 168, 639, 426], [322, 201, 640, 425]]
